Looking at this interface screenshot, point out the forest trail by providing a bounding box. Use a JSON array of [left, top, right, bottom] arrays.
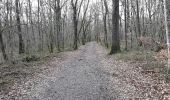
[[4, 42, 169, 100], [21, 42, 117, 100]]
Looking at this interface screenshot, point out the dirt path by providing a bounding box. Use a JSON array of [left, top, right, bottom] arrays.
[[22, 42, 115, 100], [2, 42, 169, 100]]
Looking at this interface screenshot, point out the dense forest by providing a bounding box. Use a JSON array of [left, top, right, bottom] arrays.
[[0, 0, 170, 99], [0, 0, 169, 61]]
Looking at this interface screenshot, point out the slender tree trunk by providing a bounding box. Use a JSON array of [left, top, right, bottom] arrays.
[[81, 0, 89, 45], [37, 0, 42, 51], [127, 0, 130, 49], [55, 0, 62, 52], [0, 17, 8, 60], [73, 7, 78, 50], [9, 0, 14, 57], [164, 0, 170, 74], [0, 33, 8, 61], [5, 0, 10, 54], [110, 0, 120, 54], [94, 12, 100, 43], [71, 0, 78, 50], [28, 0, 35, 43], [15, 0, 25, 54], [103, 0, 109, 48], [82, 25, 86, 45], [25, 7, 31, 54], [136, 0, 141, 37], [40, 4, 45, 51], [130, 8, 133, 49], [124, 0, 128, 51], [62, 17, 65, 50], [49, 0, 54, 53]]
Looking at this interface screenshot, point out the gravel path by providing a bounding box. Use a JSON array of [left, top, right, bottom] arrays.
[[4, 42, 169, 100], [21, 42, 116, 100]]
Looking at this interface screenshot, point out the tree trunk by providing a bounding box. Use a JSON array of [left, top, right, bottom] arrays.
[[0, 33, 8, 61], [136, 0, 141, 37], [71, 0, 78, 50], [82, 25, 86, 45], [80, 0, 89, 45], [28, 0, 35, 43], [0, 17, 8, 60], [73, 7, 78, 50], [110, 0, 120, 54], [49, 0, 54, 53], [103, 0, 109, 48], [124, 0, 128, 51], [37, 0, 42, 51], [55, 0, 62, 52], [15, 0, 25, 54], [164, 0, 170, 74]]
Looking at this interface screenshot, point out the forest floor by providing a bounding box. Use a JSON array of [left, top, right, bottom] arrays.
[[0, 42, 170, 100]]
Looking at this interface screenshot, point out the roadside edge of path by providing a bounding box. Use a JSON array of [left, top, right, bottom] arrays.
[[0, 44, 86, 100], [96, 43, 170, 100]]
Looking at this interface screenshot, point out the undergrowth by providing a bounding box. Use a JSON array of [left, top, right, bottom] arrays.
[[114, 50, 170, 82]]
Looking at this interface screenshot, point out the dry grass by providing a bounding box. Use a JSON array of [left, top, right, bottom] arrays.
[[114, 50, 155, 62], [114, 49, 170, 82], [0, 52, 63, 96]]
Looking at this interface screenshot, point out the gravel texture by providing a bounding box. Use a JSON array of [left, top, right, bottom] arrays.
[[25, 42, 115, 100]]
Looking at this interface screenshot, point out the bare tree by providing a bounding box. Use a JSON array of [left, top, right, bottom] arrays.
[[164, 0, 170, 74], [37, 0, 42, 51], [54, 0, 62, 52], [102, 0, 109, 48], [15, 0, 25, 54], [124, 0, 128, 50], [136, 0, 141, 37], [27, 0, 35, 43], [48, 0, 54, 53], [79, 0, 90, 45], [110, 0, 120, 54], [0, 15, 8, 60], [71, 0, 83, 50]]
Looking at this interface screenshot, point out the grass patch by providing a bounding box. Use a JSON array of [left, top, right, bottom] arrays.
[[22, 55, 40, 62], [114, 50, 170, 82], [0, 50, 64, 95], [114, 50, 155, 62]]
